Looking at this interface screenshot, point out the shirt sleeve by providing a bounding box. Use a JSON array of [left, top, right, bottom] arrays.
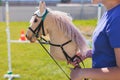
[[106, 16, 120, 48]]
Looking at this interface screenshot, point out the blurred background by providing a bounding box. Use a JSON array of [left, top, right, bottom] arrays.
[[0, 0, 106, 22]]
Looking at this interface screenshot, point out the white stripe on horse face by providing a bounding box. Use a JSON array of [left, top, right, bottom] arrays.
[[30, 16, 35, 24]]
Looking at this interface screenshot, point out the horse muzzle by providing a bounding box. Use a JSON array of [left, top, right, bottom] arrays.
[[26, 32, 37, 43]]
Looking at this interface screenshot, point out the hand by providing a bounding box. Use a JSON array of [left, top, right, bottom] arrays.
[[86, 50, 92, 58], [68, 50, 92, 67], [70, 68, 83, 80], [67, 54, 83, 67]]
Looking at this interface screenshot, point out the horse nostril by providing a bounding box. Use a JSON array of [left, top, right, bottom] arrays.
[[25, 34, 32, 40], [26, 34, 28, 39]]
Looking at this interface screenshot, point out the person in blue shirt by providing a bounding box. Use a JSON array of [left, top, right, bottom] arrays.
[[70, 0, 120, 80]]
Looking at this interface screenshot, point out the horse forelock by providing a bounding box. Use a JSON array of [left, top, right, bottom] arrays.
[[50, 10, 88, 55]]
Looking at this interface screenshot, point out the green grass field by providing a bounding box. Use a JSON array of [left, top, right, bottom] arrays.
[[0, 20, 97, 80]]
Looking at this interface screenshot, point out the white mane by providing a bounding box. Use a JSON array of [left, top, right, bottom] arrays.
[[49, 9, 88, 55]]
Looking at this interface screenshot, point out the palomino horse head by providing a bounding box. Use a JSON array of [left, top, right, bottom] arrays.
[[26, 1, 48, 42], [26, 1, 89, 61]]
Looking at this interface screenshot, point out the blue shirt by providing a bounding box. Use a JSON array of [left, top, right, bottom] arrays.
[[92, 4, 120, 68]]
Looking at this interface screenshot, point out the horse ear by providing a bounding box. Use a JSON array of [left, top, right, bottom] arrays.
[[39, 1, 46, 15]]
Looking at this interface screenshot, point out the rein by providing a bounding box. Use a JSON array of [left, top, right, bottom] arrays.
[[37, 38, 71, 80], [28, 9, 85, 80], [41, 37, 84, 66]]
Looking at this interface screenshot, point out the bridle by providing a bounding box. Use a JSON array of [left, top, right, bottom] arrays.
[[28, 10, 48, 38], [28, 9, 83, 64], [28, 9, 85, 80]]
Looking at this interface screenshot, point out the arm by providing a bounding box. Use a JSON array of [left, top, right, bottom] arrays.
[[70, 48, 120, 80]]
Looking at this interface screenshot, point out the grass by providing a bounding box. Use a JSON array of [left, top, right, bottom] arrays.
[[73, 19, 97, 39], [0, 20, 97, 80]]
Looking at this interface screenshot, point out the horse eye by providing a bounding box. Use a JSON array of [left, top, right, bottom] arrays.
[[34, 18, 38, 23]]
